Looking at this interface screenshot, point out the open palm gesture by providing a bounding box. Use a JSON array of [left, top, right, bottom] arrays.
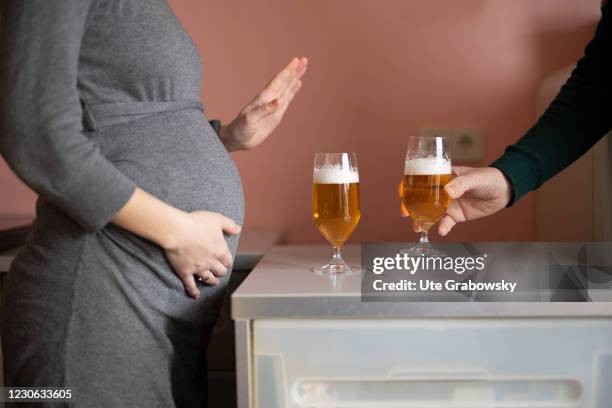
[[220, 57, 308, 151]]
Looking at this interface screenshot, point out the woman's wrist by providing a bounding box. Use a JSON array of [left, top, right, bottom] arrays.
[[218, 123, 242, 152], [154, 207, 189, 250]]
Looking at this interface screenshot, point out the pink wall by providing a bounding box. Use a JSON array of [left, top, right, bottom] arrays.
[[0, 0, 601, 244]]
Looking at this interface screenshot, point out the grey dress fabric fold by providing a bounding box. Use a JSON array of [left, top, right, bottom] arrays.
[[0, 1, 244, 406]]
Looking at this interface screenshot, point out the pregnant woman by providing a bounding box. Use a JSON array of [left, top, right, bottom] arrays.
[[0, 0, 306, 406]]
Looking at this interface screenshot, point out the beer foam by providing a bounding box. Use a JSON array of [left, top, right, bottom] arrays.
[[404, 157, 452, 175], [314, 166, 359, 184]]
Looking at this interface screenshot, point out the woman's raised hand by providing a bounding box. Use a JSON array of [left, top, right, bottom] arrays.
[[219, 57, 308, 151]]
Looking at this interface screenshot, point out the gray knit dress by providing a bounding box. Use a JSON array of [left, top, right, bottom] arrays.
[[0, 1, 243, 407]]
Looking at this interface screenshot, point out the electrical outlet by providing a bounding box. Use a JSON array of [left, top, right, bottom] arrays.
[[419, 127, 484, 163]]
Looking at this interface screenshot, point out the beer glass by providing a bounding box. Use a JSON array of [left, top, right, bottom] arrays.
[[312, 153, 361, 274], [402, 136, 451, 255]]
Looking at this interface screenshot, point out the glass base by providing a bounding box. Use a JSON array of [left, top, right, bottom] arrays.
[[313, 263, 359, 275], [313, 245, 360, 275], [400, 242, 445, 257]]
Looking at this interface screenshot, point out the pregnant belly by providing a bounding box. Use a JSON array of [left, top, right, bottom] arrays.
[[6, 108, 242, 332], [90, 109, 244, 226]]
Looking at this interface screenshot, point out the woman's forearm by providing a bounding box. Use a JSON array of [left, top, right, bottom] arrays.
[[111, 187, 185, 249]]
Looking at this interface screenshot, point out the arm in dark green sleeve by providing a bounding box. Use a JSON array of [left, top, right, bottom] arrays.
[[491, 3, 612, 205]]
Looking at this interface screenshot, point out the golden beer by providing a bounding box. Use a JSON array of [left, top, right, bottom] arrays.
[[313, 167, 361, 247], [402, 158, 452, 229]]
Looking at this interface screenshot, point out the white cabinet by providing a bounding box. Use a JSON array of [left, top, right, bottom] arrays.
[[253, 319, 612, 408]]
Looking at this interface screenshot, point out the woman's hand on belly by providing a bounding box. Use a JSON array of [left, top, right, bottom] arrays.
[[162, 211, 242, 298], [219, 57, 308, 151], [111, 188, 241, 298]]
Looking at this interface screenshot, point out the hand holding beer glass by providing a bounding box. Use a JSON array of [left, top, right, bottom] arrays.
[[312, 153, 361, 274], [402, 136, 452, 255]]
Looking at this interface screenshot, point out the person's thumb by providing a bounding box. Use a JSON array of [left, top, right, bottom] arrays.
[[218, 215, 242, 235], [445, 172, 482, 199]]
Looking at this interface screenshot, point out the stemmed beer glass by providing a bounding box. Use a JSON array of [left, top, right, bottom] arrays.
[[312, 153, 361, 274], [401, 136, 452, 256]]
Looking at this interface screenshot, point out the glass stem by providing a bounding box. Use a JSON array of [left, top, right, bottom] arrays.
[[332, 246, 343, 265], [419, 230, 429, 245]]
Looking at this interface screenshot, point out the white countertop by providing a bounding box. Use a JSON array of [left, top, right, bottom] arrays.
[[231, 244, 612, 319], [233, 227, 286, 270], [232, 244, 362, 297]]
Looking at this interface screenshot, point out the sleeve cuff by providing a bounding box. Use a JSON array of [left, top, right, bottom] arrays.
[[209, 119, 221, 135], [490, 150, 541, 206], [56, 155, 136, 233]]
